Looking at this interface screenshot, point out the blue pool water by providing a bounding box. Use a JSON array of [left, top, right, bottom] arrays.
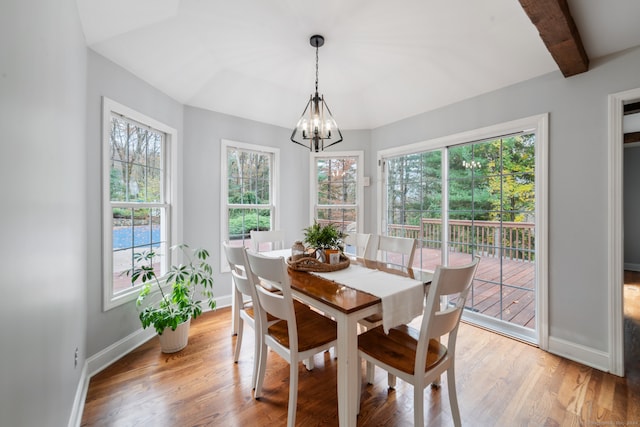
[[113, 225, 161, 250]]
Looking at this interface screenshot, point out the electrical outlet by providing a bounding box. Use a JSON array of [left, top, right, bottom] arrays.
[[74, 347, 79, 369]]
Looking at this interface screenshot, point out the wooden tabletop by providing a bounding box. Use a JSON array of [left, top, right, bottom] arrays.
[[287, 257, 432, 315]]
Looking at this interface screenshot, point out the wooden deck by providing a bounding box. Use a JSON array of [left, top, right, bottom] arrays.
[[402, 247, 536, 329]]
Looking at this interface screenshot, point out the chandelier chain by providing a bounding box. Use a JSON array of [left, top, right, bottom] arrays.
[[315, 45, 319, 93]]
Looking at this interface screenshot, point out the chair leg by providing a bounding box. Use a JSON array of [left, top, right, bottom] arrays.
[[413, 384, 424, 427], [303, 357, 315, 370], [251, 324, 260, 389], [387, 372, 396, 389], [254, 342, 268, 399], [366, 361, 374, 384], [233, 319, 243, 363], [447, 367, 461, 427], [287, 360, 299, 427]]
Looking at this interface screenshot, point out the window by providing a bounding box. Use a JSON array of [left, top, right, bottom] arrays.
[[221, 140, 279, 269], [310, 151, 364, 235], [102, 98, 178, 310], [379, 115, 547, 344]]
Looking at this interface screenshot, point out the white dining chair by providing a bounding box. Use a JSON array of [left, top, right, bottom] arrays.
[[223, 242, 274, 389], [375, 235, 417, 267], [247, 251, 337, 427], [343, 232, 372, 259], [224, 242, 317, 389], [360, 235, 418, 332], [360, 234, 418, 384], [357, 256, 480, 427], [249, 229, 285, 252]]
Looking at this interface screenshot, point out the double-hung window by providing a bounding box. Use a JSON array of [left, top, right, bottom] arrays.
[[102, 98, 177, 310], [310, 151, 364, 234], [220, 139, 279, 268]]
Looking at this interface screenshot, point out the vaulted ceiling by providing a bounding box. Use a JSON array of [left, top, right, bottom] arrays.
[[76, 0, 640, 130]]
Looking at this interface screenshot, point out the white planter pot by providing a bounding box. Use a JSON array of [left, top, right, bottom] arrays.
[[158, 318, 191, 353]]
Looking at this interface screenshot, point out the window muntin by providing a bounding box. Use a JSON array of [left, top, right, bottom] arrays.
[[102, 98, 176, 310]]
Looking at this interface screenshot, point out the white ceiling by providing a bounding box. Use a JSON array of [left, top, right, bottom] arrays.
[[76, 0, 640, 130]]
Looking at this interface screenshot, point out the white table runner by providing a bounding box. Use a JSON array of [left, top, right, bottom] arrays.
[[311, 264, 425, 333]]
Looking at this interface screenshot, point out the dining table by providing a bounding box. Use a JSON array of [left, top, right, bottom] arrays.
[[256, 250, 433, 426]]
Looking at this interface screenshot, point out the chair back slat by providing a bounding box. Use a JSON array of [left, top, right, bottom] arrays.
[[231, 269, 255, 299], [343, 232, 372, 258], [255, 284, 291, 322], [223, 242, 258, 301], [376, 235, 417, 267], [250, 230, 285, 252]]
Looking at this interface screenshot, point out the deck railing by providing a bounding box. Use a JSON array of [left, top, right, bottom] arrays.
[[316, 218, 535, 262], [388, 218, 535, 262]]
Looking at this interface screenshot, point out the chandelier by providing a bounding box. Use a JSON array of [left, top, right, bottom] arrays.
[[291, 35, 343, 152]]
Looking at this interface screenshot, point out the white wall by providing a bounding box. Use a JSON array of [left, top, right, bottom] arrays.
[[372, 46, 640, 356], [0, 0, 88, 425], [85, 50, 184, 358]]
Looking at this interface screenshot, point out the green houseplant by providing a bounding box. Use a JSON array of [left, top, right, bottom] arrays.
[[127, 244, 216, 353], [303, 222, 346, 262]]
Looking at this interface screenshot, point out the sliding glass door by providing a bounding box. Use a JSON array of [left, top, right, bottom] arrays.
[[379, 116, 545, 344], [447, 134, 536, 334]]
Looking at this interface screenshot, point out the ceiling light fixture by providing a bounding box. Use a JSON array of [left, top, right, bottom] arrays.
[[291, 35, 343, 152]]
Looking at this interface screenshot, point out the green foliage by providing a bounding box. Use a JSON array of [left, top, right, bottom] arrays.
[[303, 222, 345, 250], [112, 207, 150, 219], [228, 214, 271, 235], [127, 244, 216, 335], [228, 191, 261, 205], [110, 168, 125, 200], [386, 134, 535, 224]]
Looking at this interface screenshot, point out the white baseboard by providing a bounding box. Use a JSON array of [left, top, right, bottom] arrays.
[[548, 336, 610, 372], [86, 294, 232, 378], [67, 295, 233, 427], [210, 294, 232, 313], [88, 327, 158, 377], [624, 262, 640, 272], [68, 364, 89, 427]]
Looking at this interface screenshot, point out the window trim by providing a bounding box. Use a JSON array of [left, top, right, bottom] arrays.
[[220, 139, 280, 272], [376, 114, 548, 348], [101, 97, 179, 311], [309, 150, 364, 233]]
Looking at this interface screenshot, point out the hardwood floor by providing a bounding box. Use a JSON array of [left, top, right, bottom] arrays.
[[82, 298, 640, 426]]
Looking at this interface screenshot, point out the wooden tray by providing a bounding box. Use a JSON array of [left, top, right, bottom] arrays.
[[287, 254, 350, 272]]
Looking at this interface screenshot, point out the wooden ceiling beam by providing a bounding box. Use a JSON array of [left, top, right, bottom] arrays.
[[518, 0, 589, 77]]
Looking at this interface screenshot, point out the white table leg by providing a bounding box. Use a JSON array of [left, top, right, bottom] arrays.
[[336, 313, 359, 427]]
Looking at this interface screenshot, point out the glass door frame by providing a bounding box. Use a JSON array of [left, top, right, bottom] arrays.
[[377, 114, 548, 348]]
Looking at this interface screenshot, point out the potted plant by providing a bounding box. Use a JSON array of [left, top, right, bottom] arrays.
[[303, 222, 346, 263], [127, 244, 215, 353]]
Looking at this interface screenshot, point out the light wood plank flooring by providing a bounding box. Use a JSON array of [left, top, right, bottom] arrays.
[[82, 288, 640, 426]]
